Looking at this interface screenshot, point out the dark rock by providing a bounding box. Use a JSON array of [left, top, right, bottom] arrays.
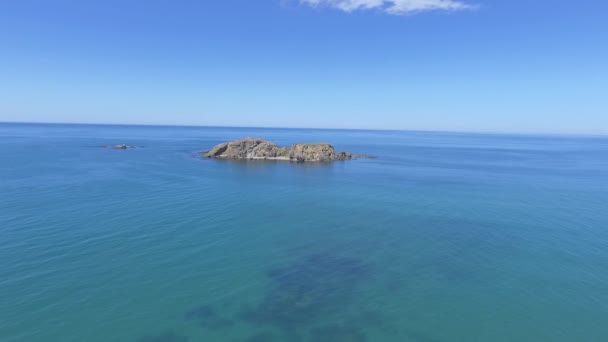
[[335, 151, 353, 161]]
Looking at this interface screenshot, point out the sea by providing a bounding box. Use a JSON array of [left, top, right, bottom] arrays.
[[1, 123, 608, 342]]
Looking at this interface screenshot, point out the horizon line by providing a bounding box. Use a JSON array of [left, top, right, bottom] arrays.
[[1, 120, 607, 138]]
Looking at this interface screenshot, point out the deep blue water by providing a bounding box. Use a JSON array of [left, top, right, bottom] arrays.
[[1, 123, 608, 342]]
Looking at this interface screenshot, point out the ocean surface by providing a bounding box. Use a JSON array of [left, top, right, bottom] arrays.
[[1, 123, 608, 342]]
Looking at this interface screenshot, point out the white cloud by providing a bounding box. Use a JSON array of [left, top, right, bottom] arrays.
[[300, 0, 476, 15]]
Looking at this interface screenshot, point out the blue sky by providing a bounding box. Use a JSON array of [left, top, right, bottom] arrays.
[[0, 0, 606, 134]]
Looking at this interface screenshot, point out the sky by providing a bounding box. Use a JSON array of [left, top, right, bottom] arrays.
[[0, 0, 606, 134]]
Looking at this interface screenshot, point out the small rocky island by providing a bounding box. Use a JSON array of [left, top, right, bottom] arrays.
[[104, 144, 140, 150], [204, 138, 355, 162]]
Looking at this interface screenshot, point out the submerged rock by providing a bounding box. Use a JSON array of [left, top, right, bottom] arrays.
[[137, 331, 188, 342], [204, 138, 355, 162], [184, 305, 233, 330], [238, 252, 371, 331], [308, 325, 367, 342]]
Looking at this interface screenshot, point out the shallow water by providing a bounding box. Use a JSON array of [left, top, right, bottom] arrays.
[[1, 123, 608, 341]]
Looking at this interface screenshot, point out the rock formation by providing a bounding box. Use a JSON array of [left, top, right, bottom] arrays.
[[204, 138, 354, 162], [108, 144, 138, 149], [205, 138, 289, 159], [101, 144, 143, 150], [112, 144, 130, 150]]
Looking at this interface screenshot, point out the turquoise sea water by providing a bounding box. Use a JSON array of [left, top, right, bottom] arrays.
[[1, 123, 608, 342]]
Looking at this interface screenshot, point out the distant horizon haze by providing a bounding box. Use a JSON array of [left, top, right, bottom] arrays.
[[2, 120, 607, 137]]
